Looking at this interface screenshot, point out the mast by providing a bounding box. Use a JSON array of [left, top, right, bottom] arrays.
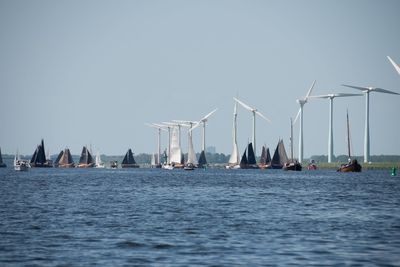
[[290, 118, 294, 162], [347, 110, 351, 159]]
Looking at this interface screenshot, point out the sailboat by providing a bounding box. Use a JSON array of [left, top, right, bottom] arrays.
[[94, 151, 105, 168], [168, 126, 184, 168], [14, 150, 29, 171], [77, 146, 95, 168], [55, 148, 75, 168], [121, 149, 139, 168], [0, 147, 6, 168], [283, 118, 302, 171], [259, 145, 272, 169], [184, 130, 198, 170], [30, 139, 53, 167], [226, 102, 240, 169], [197, 151, 207, 168], [338, 111, 362, 172], [271, 139, 289, 169], [239, 142, 259, 169]]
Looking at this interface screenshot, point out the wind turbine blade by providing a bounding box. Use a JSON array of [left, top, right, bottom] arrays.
[[293, 108, 301, 124], [255, 110, 271, 123], [172, 120, 198, 124], [334, 93, 363, 97], [388, 56, 400, 75], [305, 80, 317, 99], [201, 108, 218, 121], [233, 97, 254, 111], [342, 84, 369, 91], [308, 94, 331, 99], [372, 88, 400, 95]]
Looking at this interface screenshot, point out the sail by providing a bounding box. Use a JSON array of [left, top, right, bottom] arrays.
[[259, 146, 266, 164], [265, 148, 271, 164], [59, 148, 74, 165], [169, 126, 182, 164], [198, 150, 207, 167], [122, 149, 136, 165], [79, 146, 94, 164], [247, 142, 256, 165], [228, 102, 240, 165], [272, 140, 288, 167], [240, 149, 248, 166], [0, 147, 4, 164], [55, 150, 64, 166], [95, 152, 103, 166], [151, 153, 156, 165], [187, 131, 198, 165], [30, 139, 48, 166]]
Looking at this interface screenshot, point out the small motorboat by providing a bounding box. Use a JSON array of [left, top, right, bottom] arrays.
[[110, 161, 118, 169], [307, 160, 318, 170], [184, 163, 195, 171]]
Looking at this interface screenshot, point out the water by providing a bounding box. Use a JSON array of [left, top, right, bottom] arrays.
[[1, 168, 399, 266]]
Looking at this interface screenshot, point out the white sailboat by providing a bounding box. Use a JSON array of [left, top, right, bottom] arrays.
[[226, 102, 240, 169], [184, 128, 198, 170], [169, 125, 183, 167], [94, 151, 105, 168], [14, 150, 29, 171]]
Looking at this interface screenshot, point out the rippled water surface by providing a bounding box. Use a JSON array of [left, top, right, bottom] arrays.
[[1, 168, 400, 266]]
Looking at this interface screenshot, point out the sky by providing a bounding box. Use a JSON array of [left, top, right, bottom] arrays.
[[1, 0, 399, 158]]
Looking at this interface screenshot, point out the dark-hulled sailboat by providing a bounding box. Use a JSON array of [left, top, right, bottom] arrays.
[[77, 146, 95, 168], [338, 111, 362, 172], [55, 148, 75, 168], [30, 139, 53, 167], [271, 139, 289, 169], [0, 147, 6, 168], [240, 143, 259, 169], [259, 145, 272, 169], [283, 118, 302, 171], [197, 150, 207, 168], [121, 149, 139, 168]]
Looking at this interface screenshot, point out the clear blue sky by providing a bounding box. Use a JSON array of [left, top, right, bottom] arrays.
[[1, 0, 399, 158]]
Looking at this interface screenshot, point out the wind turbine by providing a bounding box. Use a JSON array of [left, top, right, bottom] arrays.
[[293, 80, 316, 163], [190, 108, 218, 152], [342, 84, 400, 163], [145, 123, 167, 166], [233, 97, 270, 158], [387, 56, 400, 75], [308, 93, 362, 163]]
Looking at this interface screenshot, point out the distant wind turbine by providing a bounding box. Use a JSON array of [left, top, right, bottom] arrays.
[[233, 97, 270, 158], [145, 123, 167, 166], [190, 108, 218, 152], [387, 56, 400, 75], [342, 84, 400, 163], [294, 80, 316, 163], [309, 93, 362, 163]]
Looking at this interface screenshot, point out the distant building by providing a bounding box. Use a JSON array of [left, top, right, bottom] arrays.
[[206, 146, 216, 154]]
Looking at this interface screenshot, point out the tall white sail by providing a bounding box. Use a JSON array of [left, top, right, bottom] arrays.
[[169, 126, 182, 164], [187, 131, 198, 165], [228, 102, 240, 165]]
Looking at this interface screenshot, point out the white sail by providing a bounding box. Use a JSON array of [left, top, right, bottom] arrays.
[[169, 126, 182, 164], [151, 153, 157, 166], [228, 102, 240, 165], [187, 131, 198, 165], [95, 151, 105, 168]]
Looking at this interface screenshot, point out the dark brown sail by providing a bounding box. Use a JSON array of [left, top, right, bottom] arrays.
[[77, 146, 94, 168], [121, 149, 139, 168], [30, 139, 52, 167], [0, 147, 6, 167]]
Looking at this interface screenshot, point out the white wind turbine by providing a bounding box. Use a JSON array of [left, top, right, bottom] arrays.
[[342, 84, 400, 163], [294, 80, 316, 164], [233, 97, 271, 158], [308, 93, 362, 163], [190, 108, 218, 153], [387, 56, 400, 75], [145, 123, 167, 166]]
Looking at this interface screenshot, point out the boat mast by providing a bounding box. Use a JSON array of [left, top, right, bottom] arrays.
[[346, 110, 351, 159], [290, 118, 294, 162]]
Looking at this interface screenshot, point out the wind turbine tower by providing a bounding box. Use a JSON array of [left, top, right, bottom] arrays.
[[342, 84, 399, 163], [309, 93, 362, 163], [294, 80, 316, 163], [233, 97, 270, 158]]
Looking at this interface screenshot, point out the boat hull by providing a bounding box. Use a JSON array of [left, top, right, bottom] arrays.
[[58, 163, 75, 168], [283, 162, 302, 171], [0, 163, 6, 168], [121, 164, 139, 168], [338, 162, 362, 172], [77, 163, 95, 168]]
